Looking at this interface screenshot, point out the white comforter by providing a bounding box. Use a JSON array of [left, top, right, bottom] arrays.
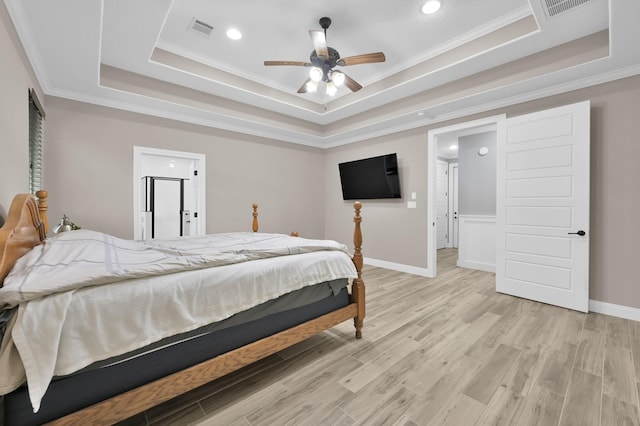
[[0, 230, 357, 412]]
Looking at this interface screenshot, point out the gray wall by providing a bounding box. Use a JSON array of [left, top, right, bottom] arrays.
[[458, 131, 496, 215], [0, 0, 44, 218], [42, 98, 326, 239], [324, 128, 427, 267]]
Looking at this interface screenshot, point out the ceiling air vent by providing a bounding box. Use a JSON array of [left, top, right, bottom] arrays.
[[543, 0, 591, 17], [189, 18, 214, 37]]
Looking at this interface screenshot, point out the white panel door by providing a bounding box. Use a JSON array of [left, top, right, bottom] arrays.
[[496, 101, 590, 312], [436, 160, 449, 249]]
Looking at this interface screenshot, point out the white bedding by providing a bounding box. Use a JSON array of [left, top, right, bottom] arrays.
[[0, 230, 357, 412]]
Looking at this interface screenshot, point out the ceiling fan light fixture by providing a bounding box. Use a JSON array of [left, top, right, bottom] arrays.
[[309, 67, 323, 82], [326, 81, 338, 97], [305, 80, 318, 93], [331, 71, 345, 87], [422, 0, 442, 14]]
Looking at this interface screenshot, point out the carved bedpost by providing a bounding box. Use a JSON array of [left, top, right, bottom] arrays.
[[351, 201, 365, 339], [252, 203, 259, 232], [35, 190, 49, 234], [0, 194, 47, 283]]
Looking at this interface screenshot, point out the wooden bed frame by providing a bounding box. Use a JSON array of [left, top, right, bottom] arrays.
[[0, 191, 365, 425]]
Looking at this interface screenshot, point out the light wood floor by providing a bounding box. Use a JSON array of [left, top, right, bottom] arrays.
[[4, 249, 640, 425]]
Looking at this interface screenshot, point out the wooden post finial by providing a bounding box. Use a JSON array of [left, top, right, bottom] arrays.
[[35, 190, 49, 234], [252, 203, 259, 232]]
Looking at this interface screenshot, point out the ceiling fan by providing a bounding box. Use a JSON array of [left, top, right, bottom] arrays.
[[264, 17, 386, 96]]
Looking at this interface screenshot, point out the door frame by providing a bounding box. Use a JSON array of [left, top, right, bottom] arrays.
[[133, 146, 206, 240], [427, 115, 505, 277]]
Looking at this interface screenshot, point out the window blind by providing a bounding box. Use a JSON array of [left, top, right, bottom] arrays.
[[29, 89, 45, 194]]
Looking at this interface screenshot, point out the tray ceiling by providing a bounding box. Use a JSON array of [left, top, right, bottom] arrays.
[[6, 0, 640, 147]]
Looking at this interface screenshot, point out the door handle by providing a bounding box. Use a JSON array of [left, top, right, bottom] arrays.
[[568, 230, 586, 236]]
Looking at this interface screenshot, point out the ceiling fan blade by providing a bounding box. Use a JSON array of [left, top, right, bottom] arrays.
[[343, 73, 363, 92], [297, 78, 312, 94], [309, 30, 329, 58], [337, 52, 386, 66], [264, 61, 312, 67]]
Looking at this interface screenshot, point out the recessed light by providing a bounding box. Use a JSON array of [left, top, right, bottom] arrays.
[[422, 0, 442, 14], [450, 144, 458, 150], [226, 28, 242, 40]]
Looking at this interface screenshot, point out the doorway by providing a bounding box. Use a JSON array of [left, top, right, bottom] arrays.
[[141, 176, 191, 239], [427, 115, 504, 277], [133, 147, 206, 240]]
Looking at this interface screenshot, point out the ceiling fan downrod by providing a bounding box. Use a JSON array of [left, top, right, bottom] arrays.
[[319, 16, 331, 38]]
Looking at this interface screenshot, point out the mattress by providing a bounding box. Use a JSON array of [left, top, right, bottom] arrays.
[[76, 278, 347, 371], [4, 281, 350, 425]]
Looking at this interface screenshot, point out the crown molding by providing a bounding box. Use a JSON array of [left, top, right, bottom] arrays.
[[4, 0, 53, 92], [44, 61, 640, 151]]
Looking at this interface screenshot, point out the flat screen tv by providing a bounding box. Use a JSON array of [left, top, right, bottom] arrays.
[[339, 153, 401, 200]]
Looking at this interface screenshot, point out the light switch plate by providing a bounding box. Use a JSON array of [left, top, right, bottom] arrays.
[[407, 201, 417, 209]]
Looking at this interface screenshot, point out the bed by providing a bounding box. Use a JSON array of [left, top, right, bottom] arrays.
[[0, 190, 365, 425]]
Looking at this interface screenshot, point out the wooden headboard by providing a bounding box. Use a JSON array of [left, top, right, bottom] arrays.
[[0, 190, 49, 285]]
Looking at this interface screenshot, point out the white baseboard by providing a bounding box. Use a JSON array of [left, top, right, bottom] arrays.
[[456, 260, 496, 273], [364, 257, 434, 278], [589, 300, 640, 322]]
